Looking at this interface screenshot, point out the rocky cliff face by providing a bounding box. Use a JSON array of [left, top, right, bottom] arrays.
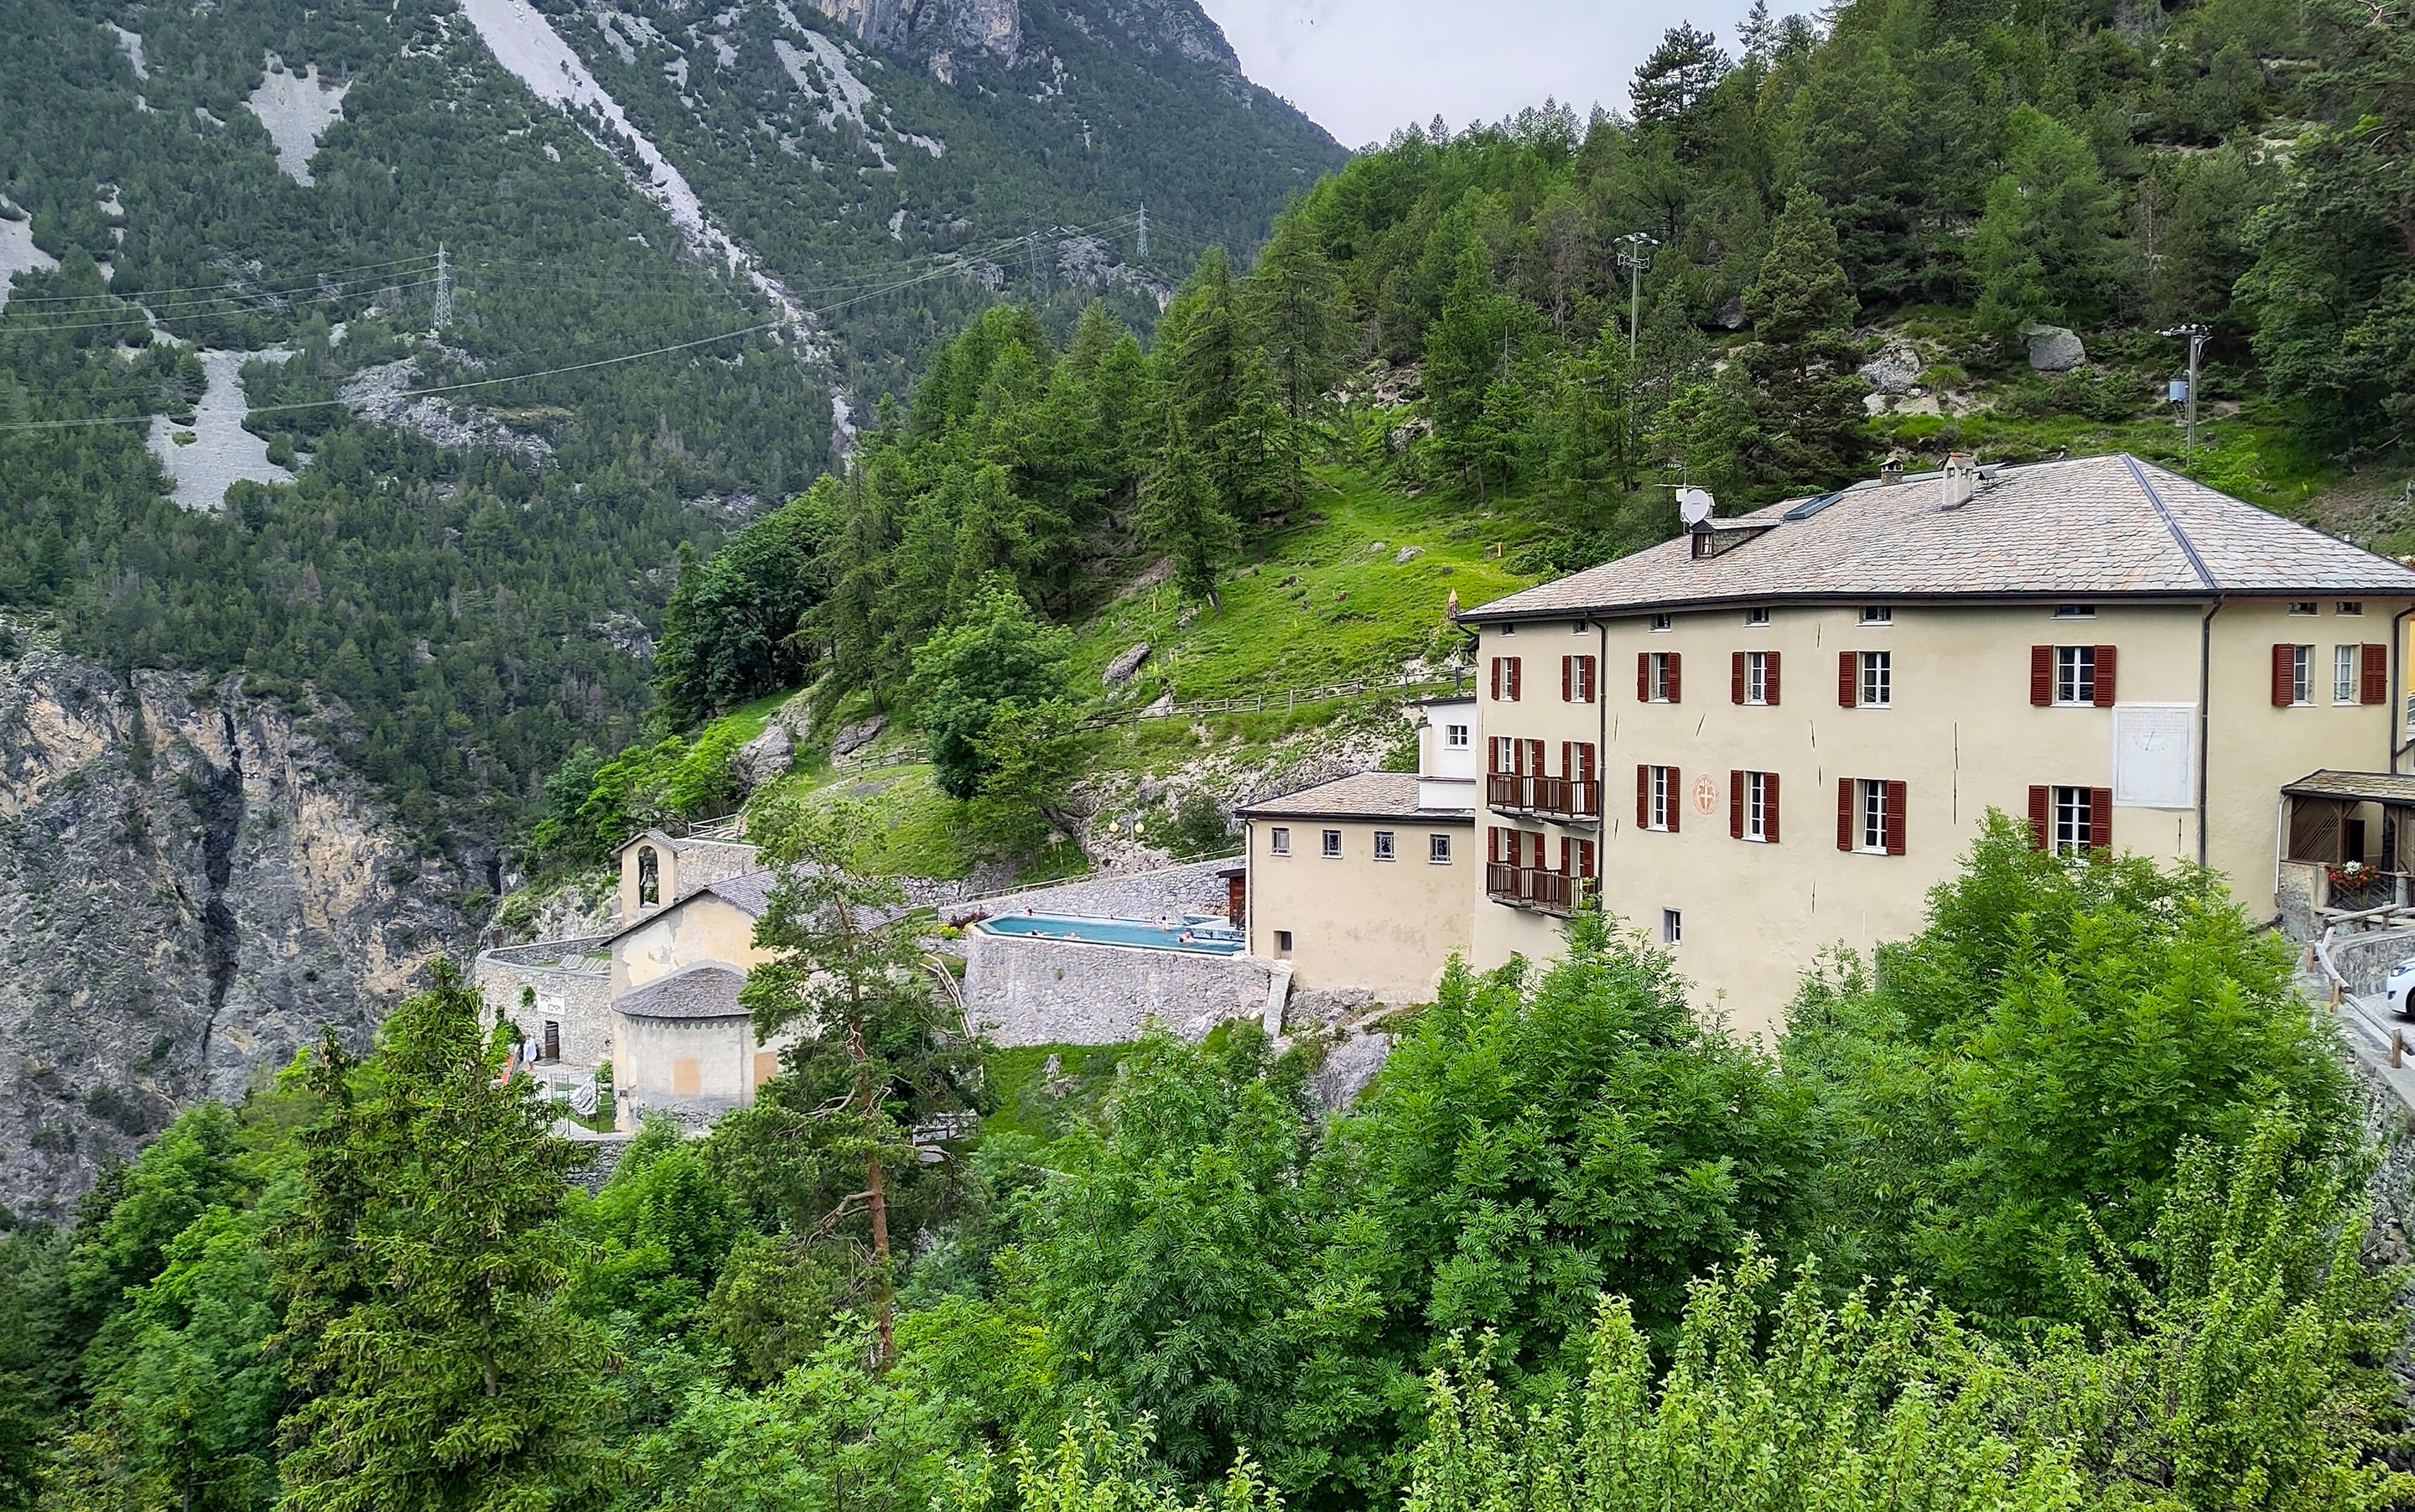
[[807, 0, 1021, 59], [0, 634, 466, 1218]]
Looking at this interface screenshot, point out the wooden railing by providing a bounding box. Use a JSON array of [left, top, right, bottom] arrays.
[[1485, 774, 1602, 823], [1484, 863, 1576, 916]]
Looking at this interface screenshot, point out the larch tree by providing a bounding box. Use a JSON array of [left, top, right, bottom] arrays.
[[718, 798, 988, 1364], [1734, 187, 1869, 492]]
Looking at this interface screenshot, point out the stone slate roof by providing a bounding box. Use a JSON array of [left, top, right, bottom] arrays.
[[610, 828, 761, 860], [2283, 771, 2415, 805], [1463, 454, 2415, 621], [1235, 771, 1477, 823], [613, 961, 749, 1020]]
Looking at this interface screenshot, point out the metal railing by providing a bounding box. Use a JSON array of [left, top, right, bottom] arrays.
[[1485, 774, 1602, 823], [1484, 863, 1576, 916]]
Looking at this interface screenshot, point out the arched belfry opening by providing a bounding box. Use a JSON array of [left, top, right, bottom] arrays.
[[637, 844, 660, 907]]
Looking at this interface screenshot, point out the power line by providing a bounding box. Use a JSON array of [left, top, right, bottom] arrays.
[[0, 252, 441, 307], [0, 278, 444, 337]]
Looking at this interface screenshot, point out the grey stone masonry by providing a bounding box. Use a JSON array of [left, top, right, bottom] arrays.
[[942, 858, 1233, 927], [473, 933, 615, 1068], [963, 930, 1280, 1046]]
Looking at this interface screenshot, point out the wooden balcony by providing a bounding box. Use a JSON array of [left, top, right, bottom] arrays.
[[1484, 864, 1577, 916], [1485, 774, 1602, 824]]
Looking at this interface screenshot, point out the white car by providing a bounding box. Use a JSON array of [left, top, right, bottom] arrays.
[[2387, 958, 2415, 1017]]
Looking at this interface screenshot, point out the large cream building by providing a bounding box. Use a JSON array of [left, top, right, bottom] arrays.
[[1455, 453, 2415, 1036]]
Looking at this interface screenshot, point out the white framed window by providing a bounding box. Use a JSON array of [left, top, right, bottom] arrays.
[[2291, 645, 2314, 704], [2335, 646, 2360, 704], [2054, 645, 2096, 705], [1649, 613, 1673, 631], [2339, 601, 2366, 616], [1269, 827, 1291, 856], [1429, 833, 1452, 864], [1572, 621, 1591, 635], [1859, 778, 1888, 853], [1446, 723, 1470, 748], [1374, 830, 1397, 861], [1661, 908, 1682, 944], [1500, 621, 1517, 636], [1745, 607, 1771, 626], [1649, 652, 1677, 701], [1321, 829, 1343, 858], [2054, 604, 2096, 619], [1746, 650, 1771, 705], [1859, 605, 1893, 626], [2051, 785, 2095, 856], [2288, 601, 2317, 616], [1744, 771, 1771, 841], [1649, 765, 1674, 830], [1857, 651, 1892, 708]]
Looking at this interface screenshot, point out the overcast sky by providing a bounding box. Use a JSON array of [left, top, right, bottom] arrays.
[[1194, 0, 1765, 148]]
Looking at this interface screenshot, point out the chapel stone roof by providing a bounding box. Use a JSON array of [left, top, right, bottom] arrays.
[[1462, 454, 2415, 621], [612, 960, 749, 1020]]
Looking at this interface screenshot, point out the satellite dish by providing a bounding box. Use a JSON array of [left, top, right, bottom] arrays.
[[1678, 487, 1715, 527]]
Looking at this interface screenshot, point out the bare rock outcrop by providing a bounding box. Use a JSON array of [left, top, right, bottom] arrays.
[[0, 636, 466, 1216]]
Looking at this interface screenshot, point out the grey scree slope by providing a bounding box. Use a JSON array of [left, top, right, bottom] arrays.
[[1462, 454, 2415, 621]]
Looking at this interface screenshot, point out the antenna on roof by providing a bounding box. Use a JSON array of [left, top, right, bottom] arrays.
[[1678, 487, 1715, 527]]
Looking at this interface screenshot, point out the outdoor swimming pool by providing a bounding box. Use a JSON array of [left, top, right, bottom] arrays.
[[975, 912, 1244, 955]]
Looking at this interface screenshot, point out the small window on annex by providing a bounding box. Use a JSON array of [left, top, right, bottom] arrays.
[[1661, 908, 1682, 944], [1269, 827, 1291, 856], [1373, 830, 1397, 861], [1322, 829, 1343, 858], [1429, 834, 1453, 864], [1446, 723, 1471, 748]]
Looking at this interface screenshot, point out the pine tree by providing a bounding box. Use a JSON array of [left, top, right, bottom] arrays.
[[1968, 107, 2122, 343], [273, 964, 618, 1512], [1734, 189, 1869, 491], [1139, 425, 1238, 602], [720, 799, 988, 1364], [1244, 215, 1348, 508]]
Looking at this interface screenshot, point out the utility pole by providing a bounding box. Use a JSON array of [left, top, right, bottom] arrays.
[[432, 242, 452, 332], [2159, 323, 2210, 458], [1617, 231, 1659, 470], [1137, 200, 1147, 259]]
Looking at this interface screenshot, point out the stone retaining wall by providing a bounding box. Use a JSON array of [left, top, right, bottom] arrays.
[[943, 859, 1234, 928], [2329, 927, 2415, 997], [963, 929, 1276, 1046], [473, 935, 615, 1068]]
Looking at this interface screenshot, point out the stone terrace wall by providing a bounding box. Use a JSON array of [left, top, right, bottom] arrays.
[[941, 858, 1233, 927], [473, 935, 615, 1067], [963, 930, 1276, 1046]]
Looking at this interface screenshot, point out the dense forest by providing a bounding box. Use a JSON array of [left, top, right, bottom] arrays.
[[0, 0, 1334, 851], [1, 817, 2404, 1510]]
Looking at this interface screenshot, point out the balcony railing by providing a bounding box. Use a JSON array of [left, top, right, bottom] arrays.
[[1485, 774, 1602, 824], [1485, 864, 1577, 916]]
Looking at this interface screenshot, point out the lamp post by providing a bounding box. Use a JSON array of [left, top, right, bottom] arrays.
[[2159, 323, 2210, 459]]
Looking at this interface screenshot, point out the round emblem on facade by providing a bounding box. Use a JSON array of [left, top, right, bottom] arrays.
[[1692, 774, 1719, 816]]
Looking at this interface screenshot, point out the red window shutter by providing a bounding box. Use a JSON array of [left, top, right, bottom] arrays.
[[2030, 645, 2053, 706], [1527, 740, 1545, 777], [1561, 740, 1573, 779], [1765, 773, 1781, 843], [1488, 825, 1501, 862], [1508, 657, 1522, 699], [1582, 656, 1597, 702], [1490, 657, 1501, 700], [1576, 743, 1596, 782], [2090, 786, 2112, 854], [1666, 769, 1681, 833], [2272, 644, 2293, 706], [1838, 651, 1857, 708], [1836, 778, 1853, 851], [1561, 655, 1573, 701], [2364, 644, 2389, 705], [1637, 652, 1649, 702], [1579, 839, 1596, 878], [1767, 650, 1781, 706], [1730, 769, 1744, 838], [1636, 765, 1649, 829], [1667, 653, 1682, 704], [2027, 786, 2049, 850], [2094, 645, 2117, 706], [1530, 832, 1547, 869], [1883, 780, 1908, 855], [1732, 652, 1746, 704]]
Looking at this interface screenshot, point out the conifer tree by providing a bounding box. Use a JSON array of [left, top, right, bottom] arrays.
[[1138, 426, 1238, 602], [1244, 216, 1348, 507], [273, 964, 617, 1512], [719, 799, 988, 1364], [1734, 188, 1868, 491], [1969, 107, 2122, 344]]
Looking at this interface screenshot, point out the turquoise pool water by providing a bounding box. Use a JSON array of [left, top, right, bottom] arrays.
[[977, 912, 1244, 954]]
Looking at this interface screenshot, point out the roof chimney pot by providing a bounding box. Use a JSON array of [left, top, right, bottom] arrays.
[[1940, 451, 1978, 510]]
